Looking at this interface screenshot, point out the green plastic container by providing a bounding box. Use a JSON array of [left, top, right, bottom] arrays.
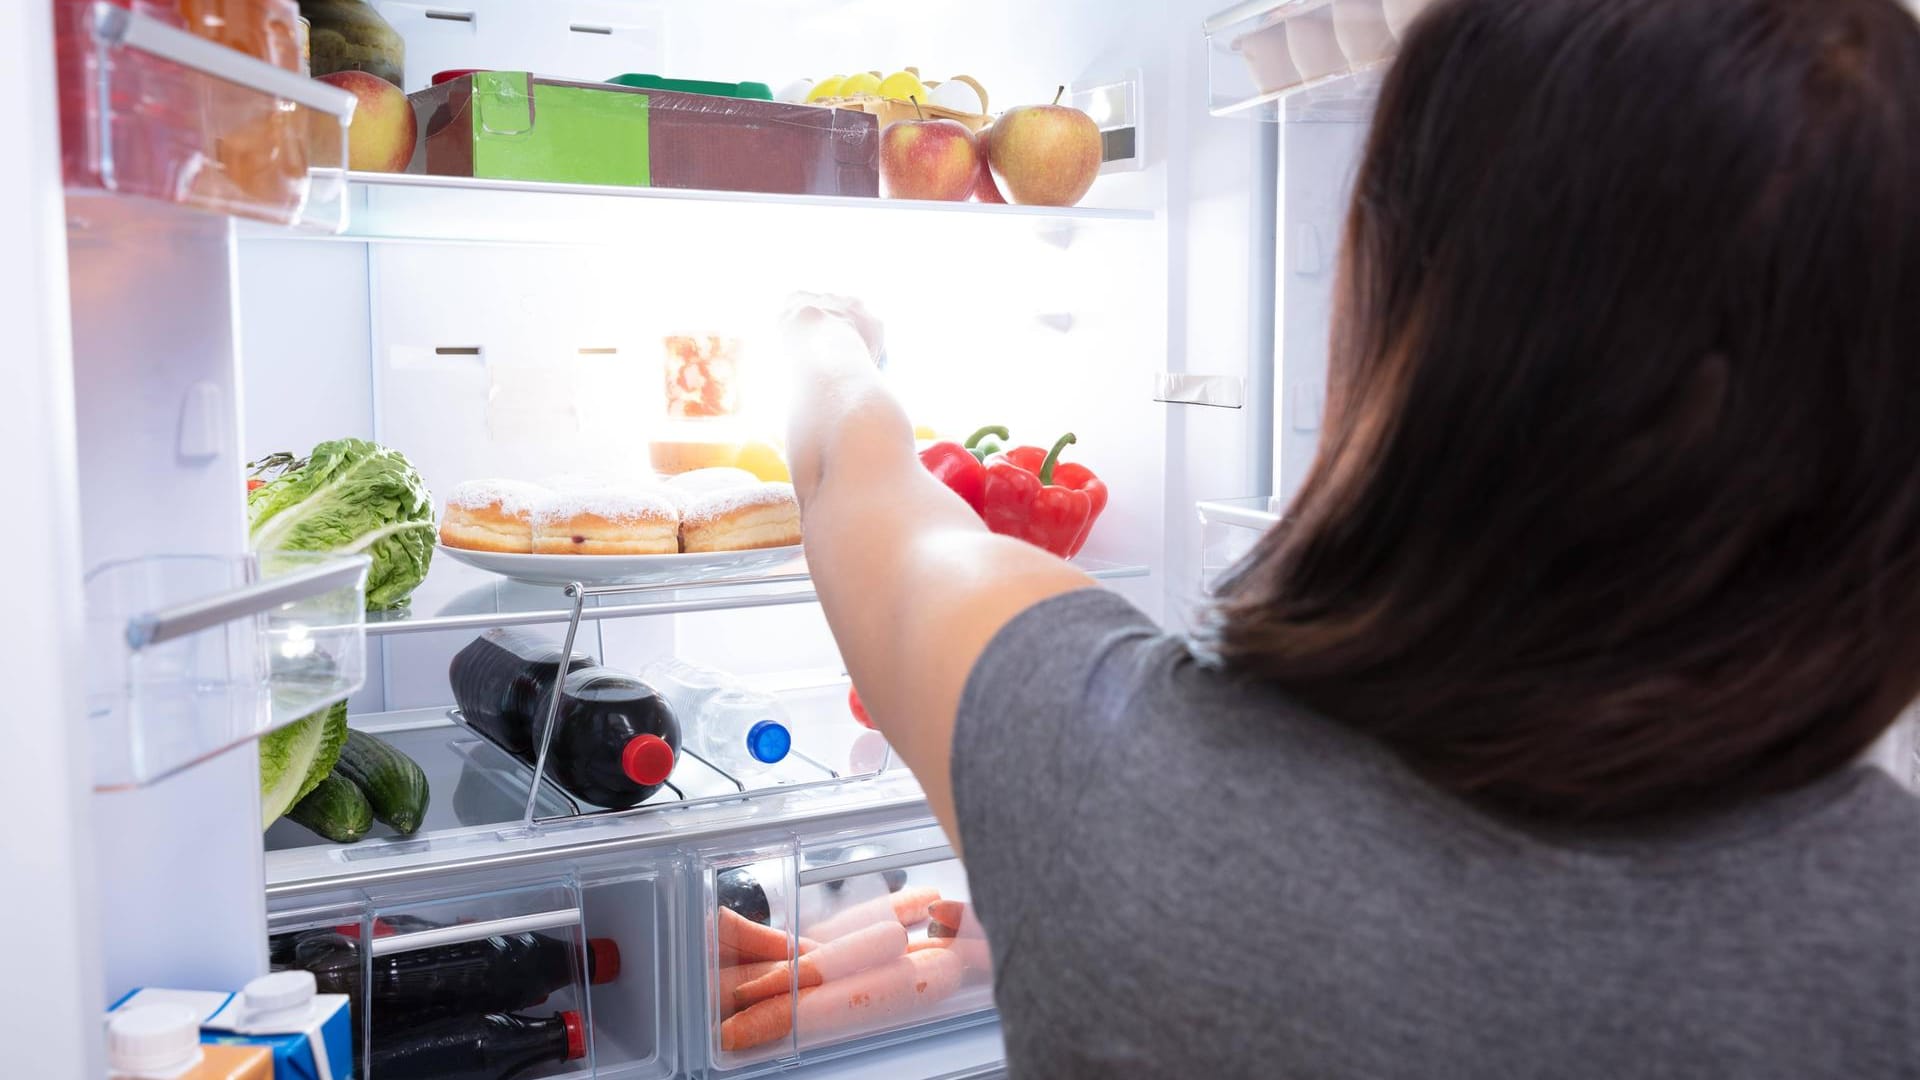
[[606, 74, 773, 101]]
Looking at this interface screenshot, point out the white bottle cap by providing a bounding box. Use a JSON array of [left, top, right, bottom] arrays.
[[107, 1004, 203, 1077], [241, 969, 316, 1027]]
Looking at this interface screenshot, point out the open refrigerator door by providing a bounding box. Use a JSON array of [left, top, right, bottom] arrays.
[[10, 0, 1296, 1075]]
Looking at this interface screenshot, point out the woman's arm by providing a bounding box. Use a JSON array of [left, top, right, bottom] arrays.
[[784, 298, 1094, 851]]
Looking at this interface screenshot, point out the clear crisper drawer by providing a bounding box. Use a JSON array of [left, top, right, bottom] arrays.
[[85, 550, 369, 789], [271, 877, 602, 1080], [701, 826, 995, 1076]]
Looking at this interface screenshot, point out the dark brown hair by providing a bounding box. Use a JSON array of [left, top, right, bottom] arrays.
[[1215, 0, 1920, 821]]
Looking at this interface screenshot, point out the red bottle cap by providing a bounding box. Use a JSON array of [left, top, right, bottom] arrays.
[[587, 937, 622, 985], [621, 734, 675, 786], [561, 1010, 586, 1060], [432, 68, 483, 85]]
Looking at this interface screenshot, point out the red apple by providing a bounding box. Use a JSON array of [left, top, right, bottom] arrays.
[[319, 70, 416, 173], [972, 124, 1007, 204], [988, 88, 1101, 207], [879, 115, 979, 201]]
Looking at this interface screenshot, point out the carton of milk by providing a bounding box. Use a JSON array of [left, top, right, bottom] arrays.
[[111, 971, 353, 1080]]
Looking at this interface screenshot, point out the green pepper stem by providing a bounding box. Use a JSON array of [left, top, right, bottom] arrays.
[[1038, 432, 1077, 486], [964, 425, 1011, 449]]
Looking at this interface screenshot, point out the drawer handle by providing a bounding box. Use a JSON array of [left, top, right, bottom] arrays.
[[796, 845, 954, 886], [369, 907, 582, 957]]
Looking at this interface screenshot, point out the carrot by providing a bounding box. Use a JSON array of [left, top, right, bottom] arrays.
[[907, 936, 991, 974], [806, 886, 942, 942], [720, 950, 965, 1052], [718, 907, 818, 964], [717, 961, 779, 1019], [721, 988, 807, 1052], [734, 921, 907, 1007]]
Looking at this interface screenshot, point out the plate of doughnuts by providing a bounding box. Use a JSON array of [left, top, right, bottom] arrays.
[[436, 469, 805, 587]]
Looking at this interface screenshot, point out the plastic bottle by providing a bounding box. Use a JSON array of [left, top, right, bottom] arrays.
[[534, 668, 682, 808], [637, 658, 793, 778], [291, 929, 620, 1028], [717, 866, 772, 924], [366, 1011, 585, 1080], [450, 630, 596, 756]]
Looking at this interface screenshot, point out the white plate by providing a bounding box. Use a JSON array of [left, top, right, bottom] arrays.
[[436, 544, 806, 587]]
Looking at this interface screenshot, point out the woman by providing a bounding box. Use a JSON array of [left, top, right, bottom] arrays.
[[784, 0, 1920, 1074]]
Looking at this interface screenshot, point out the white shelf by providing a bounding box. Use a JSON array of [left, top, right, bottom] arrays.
[[233, 172, 1155, 246]]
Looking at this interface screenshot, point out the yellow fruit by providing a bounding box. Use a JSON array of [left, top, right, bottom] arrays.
[[806, 75, 846, 102], [736, 441, 791, 482], [839, 72, 882, 98], [912, 425, 939, 441], [877, 71, 930, 103]]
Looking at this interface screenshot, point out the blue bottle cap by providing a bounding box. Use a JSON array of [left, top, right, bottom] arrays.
[[747, 720, 792, 764]]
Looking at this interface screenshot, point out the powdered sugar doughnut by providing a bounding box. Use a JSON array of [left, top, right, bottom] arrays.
[[679, 482, 802, 553], [440, 479, 549, 553], [532, 488, 680, 555]]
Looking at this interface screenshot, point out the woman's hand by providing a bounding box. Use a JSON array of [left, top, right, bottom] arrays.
[[780, 292, 1094, 854], [782, 292, 886, 370]]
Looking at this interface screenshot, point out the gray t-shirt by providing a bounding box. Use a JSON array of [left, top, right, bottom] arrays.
[[953, 589, 1920, 1078]]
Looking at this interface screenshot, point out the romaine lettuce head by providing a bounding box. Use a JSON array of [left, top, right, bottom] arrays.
[[260, 701, 347, 828], [249, 438, 435, 610]]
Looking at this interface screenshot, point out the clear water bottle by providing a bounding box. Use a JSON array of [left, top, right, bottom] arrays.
[[638, 659, 793, 778]]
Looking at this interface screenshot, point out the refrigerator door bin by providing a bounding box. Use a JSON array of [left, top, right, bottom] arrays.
[[57, 1, 356, 231], [1205, 0, 1407, 119], [699, 825, 994, 1075], [1197, 496, 1283, 592], [85, 549, 369, 789]]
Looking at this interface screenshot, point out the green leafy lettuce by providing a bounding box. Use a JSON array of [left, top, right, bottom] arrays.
[[260, 701, 348, 828], [248, 438, 436, 610]]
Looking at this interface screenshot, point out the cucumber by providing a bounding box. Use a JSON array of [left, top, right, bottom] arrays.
[[335, 729, 430, 835], [288, 771, 373, 843]]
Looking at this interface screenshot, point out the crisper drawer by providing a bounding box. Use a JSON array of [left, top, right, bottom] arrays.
[[697, 825, 995, 1076], [270, 868, 674, 1080]]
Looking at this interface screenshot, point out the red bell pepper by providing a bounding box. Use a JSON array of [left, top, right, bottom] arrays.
[[982, 433, 1109, 558], [848, 686, 875, 730], [917, 425, 1008, 516]]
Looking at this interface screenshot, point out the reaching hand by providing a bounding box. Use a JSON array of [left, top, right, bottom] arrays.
[[782, 292, 887, 370]]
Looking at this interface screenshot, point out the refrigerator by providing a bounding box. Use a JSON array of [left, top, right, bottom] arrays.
[[4, 0, 1409, 1076]]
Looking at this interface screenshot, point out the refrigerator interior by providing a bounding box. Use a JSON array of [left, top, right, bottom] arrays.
[[38, 0, 1296, 1074]]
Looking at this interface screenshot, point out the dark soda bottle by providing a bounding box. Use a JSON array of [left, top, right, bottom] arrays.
[[368, 1010, 585, 1080], [292, 930, 620, 1027], [450, 630, 596, 756], [530, 668, 680, 809], [718, 867, 771, 924]]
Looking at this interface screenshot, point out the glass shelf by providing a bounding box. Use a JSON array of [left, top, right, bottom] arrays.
[[1204, 0, 1416, 121], [367, 552, 1150, 637], [58, 2, 356, 231], [235, 171, 1155, 246]]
